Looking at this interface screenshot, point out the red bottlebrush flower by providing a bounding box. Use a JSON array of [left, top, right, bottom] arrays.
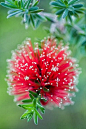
[[7, 37, 81, 109]]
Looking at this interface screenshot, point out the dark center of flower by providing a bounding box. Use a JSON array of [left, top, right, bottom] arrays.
[[35, 79, 40, 84], [43, 85, 51, 92], [37, 64, 41, 75]]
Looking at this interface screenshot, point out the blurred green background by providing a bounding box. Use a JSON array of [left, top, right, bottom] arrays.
[[0, 0, 86, 129]]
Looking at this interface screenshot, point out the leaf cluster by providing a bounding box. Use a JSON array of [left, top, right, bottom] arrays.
[[44, 15, 86, 57], [0, 0, 46, 28], [65, 15, 86, 54], [50, 0, 85, 21], [18, 90, 46, 125]]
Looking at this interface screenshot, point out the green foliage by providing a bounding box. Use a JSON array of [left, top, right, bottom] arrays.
[[65, 15, 86, 55], [0, 0, 46, 28], [18, 90, 45, 125], [50, 0, 85, 21], [44, 14, 86, 56]]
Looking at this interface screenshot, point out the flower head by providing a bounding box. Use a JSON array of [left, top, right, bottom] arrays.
[[7, 37, 81, 109]]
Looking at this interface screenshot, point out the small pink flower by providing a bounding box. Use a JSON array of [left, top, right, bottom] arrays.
[[7, 37, 81, 109]]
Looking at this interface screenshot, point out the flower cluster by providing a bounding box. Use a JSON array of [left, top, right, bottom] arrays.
[[6, 37, 81, 109]]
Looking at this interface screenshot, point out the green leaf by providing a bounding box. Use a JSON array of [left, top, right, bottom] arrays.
[[30, 9, 44, 13], [7, 10, 22, 18], [5, 0, 14, 4], [28, 0, 32, 4], [58, 0, 65, 4], [27, 113, 33, 122], [20, 110, 31, 119], [0, 2, 17, 9], [27, 16, 31, 26], [37, 103, 45, 114], [62, 9, 68, 18], [34, 109, 43, 119], [40, 108, 45, 114], [36, 14, 46, 21], [29, 6, 39, 12], [45, 16, 54, 22], [23, 0, 29, 8], [20, 0, 23, 8], [29, 93, 34, 100], [22, 99, 32, 103], [75, 10, 84, 14], [56, 8, 65, 15], [73, 4, 83, 8], [37, 103, 44, 110], [73, 12, 79, 17], [35, 19, 41, 28], [18, 104, 33, 109], [29, 90, 38, 97], [23, 0, 32, 9], [68, 6, 74, 12], [82, 40, 86, 46], [50, 1, 65, 7], [18, 1, 21, 8], [68, 0, 79, 5], [33, 98, 36, 107], [68, 12, 72, 22], [27, 0, 32, 6], [34, 111, 38, 125], [33, 0, 39, 6], [78, 31, 86, 36], [8, 9, 20, 14]]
